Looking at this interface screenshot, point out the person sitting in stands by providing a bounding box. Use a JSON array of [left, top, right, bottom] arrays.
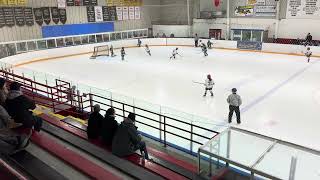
[[6, 82, 42, 132], [101, 108, 118, 146], [170, 33, 175, 38], [87, 104, 103, 139], [0, 78, 8, 106], [112, 113, 150, 160], [162, 33, 167, 38]]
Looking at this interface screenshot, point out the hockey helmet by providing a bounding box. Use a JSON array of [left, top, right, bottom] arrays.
[[232, 88, 237, 93]]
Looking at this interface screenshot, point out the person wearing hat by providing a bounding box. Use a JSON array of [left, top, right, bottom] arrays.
[[227, 88, 242, 124]]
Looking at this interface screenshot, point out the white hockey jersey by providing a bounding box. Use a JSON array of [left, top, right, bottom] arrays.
[[305, 50, 312, 57], [205, 79, 214, 89], [172, 49, 178, 55]]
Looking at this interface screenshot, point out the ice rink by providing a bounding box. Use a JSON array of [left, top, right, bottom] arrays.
[[15, 46, 320, 150]]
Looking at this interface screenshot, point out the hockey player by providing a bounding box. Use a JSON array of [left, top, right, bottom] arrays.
[[207, 40, 213, 49], [201, 43, 208, 56], [110, 45, 115, 57], [145, 44, 151, 56], [305, 47, 312, 63], [203, 74, 214, 97], [137, 39, 142, 47], [121, 47, 126, 61], [170, 48, 179, 60]]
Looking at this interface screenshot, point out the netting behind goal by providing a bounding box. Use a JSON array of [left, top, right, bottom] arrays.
[[91, 45, 109, 58]]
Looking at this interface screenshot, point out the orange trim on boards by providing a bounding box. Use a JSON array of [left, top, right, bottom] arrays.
[[12, 45, 316, 68]]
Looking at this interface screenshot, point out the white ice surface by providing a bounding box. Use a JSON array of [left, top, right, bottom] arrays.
[[15, 46, 320, 151]]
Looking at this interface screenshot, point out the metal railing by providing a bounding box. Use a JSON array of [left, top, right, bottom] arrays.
[[0, 67, 219, 154]]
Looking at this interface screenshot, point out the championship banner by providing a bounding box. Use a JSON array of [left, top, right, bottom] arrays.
[[102, 6, 110, 21], [83, 0, 90, 6], [57, 0, 66, 8], [116, 6, 122, 20], [134, 6, 140, 20], [59, 8, 67, 24], [17, 0, 27, 5], [119, 0, 124, 6], [0, 8, 5, 28], [234, 6, 254, 16], [129, 6, 134, 20], [247, 0, 256, 5], [0, 0, 8, 5], [286, 0, 320, 19], [75, 0, 81, 6], [66, 0, 74, 6], [87, 6, 95, 22], [106, 0, 113, 6], [42, 7, 51, 25], [14, 7, 25, 26], [109, 6, 117, 21], [94, 6, 103, 22], [122, 6, 128, 20], [24, 7, 34, 26], [51, 7, 60, 24], [91, 0, 97, 5], [7, 0, 16, 5], [33, 8, 43, 25], [3, 7, 15, 26]]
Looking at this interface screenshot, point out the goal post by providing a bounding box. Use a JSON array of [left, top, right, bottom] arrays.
[[91, 45, 109, 59]]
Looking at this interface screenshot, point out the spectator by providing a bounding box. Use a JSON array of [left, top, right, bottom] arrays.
[[155, 33, 160, 38], [101, 108, 118, 146], [67, 85, 77, 106], [0, 78, 8, 105], [162, 33, 166, 38], [306, 33, 312, 45], [112, 113, 150, 160], [87, 104, 103, 139], [6, 82, 42, 131], [227, 88, 242, 124], [170, 33, 175, 38]]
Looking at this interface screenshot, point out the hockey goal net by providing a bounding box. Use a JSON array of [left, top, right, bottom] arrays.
[[91, 45, 109, 58]]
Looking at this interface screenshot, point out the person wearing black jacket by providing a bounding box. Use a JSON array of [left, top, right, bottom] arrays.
[[6, 82, 42, 131], [87, 104, 103, 139], [101, 108, 118, 146]]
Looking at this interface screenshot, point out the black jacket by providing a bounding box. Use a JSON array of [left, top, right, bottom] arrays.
[[101, 115, 118, 146], [87, 111, 103, 139], [6, 91, 36, 128]]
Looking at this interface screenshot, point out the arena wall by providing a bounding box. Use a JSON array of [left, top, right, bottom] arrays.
[[2, 38, 319, 68]]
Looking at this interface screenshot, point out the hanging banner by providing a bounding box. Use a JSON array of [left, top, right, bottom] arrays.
[[14, 7, 25, 26], [83, 0, 90, 6], [134, 6, 140, 19], [247, 0, 256, 5], [128, 6, 134, 20], [59, 8, 67, 24], [0, 0, 8, 5], [106, 0, 113, 6], [91, 0, 97, 5], [116, 6, 122, 20], [109, 6, 117, 21], [24, 7, 34, 26], [33, 8, 43, 25], [7, 0, 16, 5], [87, 6, 95, 22], [94, 6, 103, 22], [255, 5, 276, 16], [102, 6, 109, 21], [3, 7, 15, 26], [122, 6, 128, 20], [17, 0, 27, 5], [66, 0, 74, 6], [42, 7, 51, 25], [0, 8, 5, 28], [286, 0, 320, 19], [57, 0, 66, 8], [51, 7, 60, 24], [234, 6, 254, 16]]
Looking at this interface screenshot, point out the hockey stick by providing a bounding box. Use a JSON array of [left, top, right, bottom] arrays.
[[192, 81, 205, 85]]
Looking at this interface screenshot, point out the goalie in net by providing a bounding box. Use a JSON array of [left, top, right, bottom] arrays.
[[91, 45, 109, 59]]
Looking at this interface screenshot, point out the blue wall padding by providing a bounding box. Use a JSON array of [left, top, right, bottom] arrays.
[[42, 22, 114, 38]]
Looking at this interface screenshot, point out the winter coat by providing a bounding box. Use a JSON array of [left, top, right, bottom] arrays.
[[227, 93, 242, 107], [0, 105, 11, 129], [6, 90, 36, 128], [101, 115, 118, 146], [0, 87, 8, 105], [87, 111, 103, 139], [112, 118, 141, 157]]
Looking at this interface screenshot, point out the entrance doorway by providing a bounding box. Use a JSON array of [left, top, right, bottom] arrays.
[[209, 29, 222, 40]]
